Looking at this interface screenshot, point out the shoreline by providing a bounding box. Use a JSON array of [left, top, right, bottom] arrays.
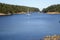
[[0, 12, 60, 16], [47, 12, 60, 14], [0, 13, 7, 16], [0, 12, 27, 16], [0, 13, 12, 16]]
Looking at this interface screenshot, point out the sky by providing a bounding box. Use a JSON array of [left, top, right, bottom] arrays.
[[0, 0, 60, 10]]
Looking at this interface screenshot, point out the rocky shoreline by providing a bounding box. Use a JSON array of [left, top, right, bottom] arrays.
[[47, 12, 60, 14], [0, 12, 60, 16], [0, 13, 7, 15], [0, 12, 26, 16]]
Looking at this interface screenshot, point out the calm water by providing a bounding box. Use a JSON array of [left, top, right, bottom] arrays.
[[0, 13, 60, 40]]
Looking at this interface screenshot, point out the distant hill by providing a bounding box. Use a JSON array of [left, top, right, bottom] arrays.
[[0, 3, 40, 14], [42, 4, 60, 13]]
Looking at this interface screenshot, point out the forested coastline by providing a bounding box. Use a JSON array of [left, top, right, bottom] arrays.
[[42, 4, 60, 13], [0, 3, 40, 15]]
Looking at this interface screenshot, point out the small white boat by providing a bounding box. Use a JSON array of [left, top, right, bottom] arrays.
[[26, 13, 31, 15]]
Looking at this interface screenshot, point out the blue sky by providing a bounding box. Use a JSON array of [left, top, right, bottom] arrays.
[[0, 0, 60, 10]]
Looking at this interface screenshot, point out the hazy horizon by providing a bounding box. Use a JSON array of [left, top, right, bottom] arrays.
[[0, 0, 60, 10]]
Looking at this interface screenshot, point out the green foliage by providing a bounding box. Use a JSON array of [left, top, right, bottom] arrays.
[[42, 4, 60, 13], [0, 3, 40, 14]]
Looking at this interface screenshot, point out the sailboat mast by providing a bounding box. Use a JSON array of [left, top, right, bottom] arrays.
[[26, 8, 31, 15], [27, 8, 29, 13]]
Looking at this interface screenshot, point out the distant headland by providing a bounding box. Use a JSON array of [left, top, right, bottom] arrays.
[[42, 4, 60, 14], [0, 3, 40, 15]]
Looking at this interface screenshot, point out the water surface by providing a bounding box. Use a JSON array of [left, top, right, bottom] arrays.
[[0, 13, 60, 40]]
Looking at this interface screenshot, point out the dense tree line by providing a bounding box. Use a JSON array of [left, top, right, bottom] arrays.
[[0, 3, 40, 14], [42, 4, 60, 13]]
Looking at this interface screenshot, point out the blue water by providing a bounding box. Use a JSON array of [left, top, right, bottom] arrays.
[[0, 13, 60, 40]]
